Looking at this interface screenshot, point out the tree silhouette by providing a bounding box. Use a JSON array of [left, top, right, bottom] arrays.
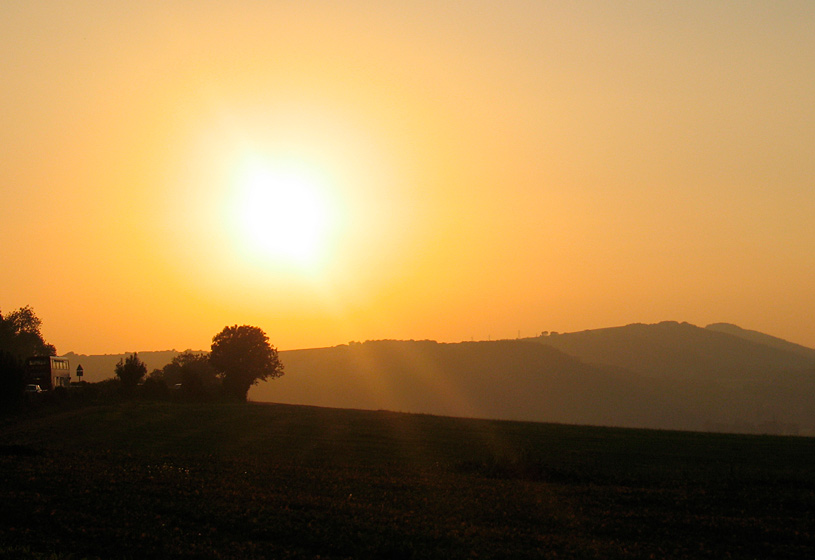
[[0, 306, 56, 359], [210, 325, 284, 401], [115, 353, 147, 392], [0, 306, 56, 406], [159, 351, 219, 399]]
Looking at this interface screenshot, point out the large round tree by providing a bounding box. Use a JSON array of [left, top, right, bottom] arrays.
[[210, 325, 284, 401]]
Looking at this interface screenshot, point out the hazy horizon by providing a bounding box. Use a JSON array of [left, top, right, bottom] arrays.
[[3, 2, 814, 355], [56, 320, 815, 357]]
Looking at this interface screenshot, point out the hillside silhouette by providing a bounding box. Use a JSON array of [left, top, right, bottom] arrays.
[[705, 322, 815, 360], [250, 323, 815, 435], [255, 340, 646, 427], [530, 321, 815, 381]]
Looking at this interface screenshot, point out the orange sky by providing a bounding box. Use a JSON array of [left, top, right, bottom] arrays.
[[3, 2, 815, 354]]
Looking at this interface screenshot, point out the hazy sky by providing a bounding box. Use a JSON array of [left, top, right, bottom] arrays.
[[3, 1, 815, 354]]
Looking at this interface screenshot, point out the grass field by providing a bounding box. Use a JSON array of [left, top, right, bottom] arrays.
[[1, 401, 814, 559]]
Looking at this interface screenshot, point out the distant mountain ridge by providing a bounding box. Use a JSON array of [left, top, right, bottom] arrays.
[[258, 340, 643, 427], [705, 322, 815, 360], [529, 321, 815, 381], [249, 323, 815, 435]]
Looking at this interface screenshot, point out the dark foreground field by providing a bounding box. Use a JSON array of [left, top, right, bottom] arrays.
[[1, 402, 814, 559]]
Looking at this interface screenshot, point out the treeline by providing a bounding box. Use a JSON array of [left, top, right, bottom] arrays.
[[109, 351, 221, 401], [0, 306, 285, 413]]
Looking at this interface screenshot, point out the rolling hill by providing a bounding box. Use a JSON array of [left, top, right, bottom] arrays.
[[255, 340, 650, 427], [705, 322, 815, 360], [530, 321, 815, 380], [250, 323, 815, 435]]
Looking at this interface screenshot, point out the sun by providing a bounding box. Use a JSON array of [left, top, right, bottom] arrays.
[[234, 159, 334, 268]]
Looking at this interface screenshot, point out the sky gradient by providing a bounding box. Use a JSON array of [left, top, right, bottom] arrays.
[[3, 1, 814, 354]]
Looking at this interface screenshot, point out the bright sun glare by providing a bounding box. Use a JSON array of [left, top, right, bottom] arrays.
[[235, 159, 333, 268]]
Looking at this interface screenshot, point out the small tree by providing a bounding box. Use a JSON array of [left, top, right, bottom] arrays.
[[210, 325, 284, 401], [115, 353, 147, 392], [159, 351, 218, 399]]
